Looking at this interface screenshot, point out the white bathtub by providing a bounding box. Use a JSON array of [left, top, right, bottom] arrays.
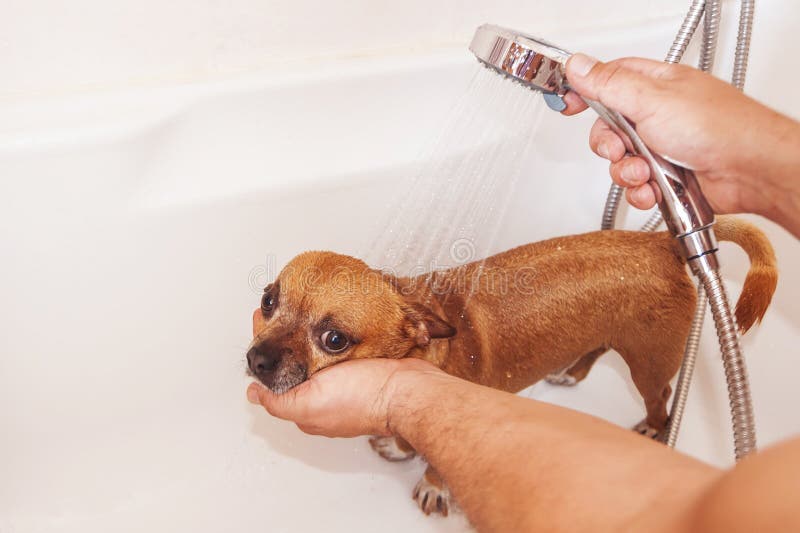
[[1, 16, 798, 533]]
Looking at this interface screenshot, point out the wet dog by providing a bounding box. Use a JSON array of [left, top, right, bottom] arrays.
[[246, 216, 777, 516]]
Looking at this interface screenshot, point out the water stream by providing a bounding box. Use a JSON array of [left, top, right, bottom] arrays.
[[362, 65, 547, 301]]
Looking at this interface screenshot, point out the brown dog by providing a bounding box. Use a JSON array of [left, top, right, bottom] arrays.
[[247, 216, 777, 516]]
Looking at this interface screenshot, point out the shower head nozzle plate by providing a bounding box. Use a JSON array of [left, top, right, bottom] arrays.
[[469, 24, 572, 96]]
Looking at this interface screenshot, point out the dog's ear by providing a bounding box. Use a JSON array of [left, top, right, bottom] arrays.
[[403, 303, 456, 347]]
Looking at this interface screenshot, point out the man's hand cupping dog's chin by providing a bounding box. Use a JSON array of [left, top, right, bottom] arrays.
[[246, 357, 443, 438]]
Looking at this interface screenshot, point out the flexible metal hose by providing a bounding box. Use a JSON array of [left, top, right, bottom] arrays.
[[665, 285, 707, 447], [600, 0, 759, 459], [667, 0, 759, 460], [640, 210, 664, 232], [699, 0, 722, 72], [600, 184, 624, 230], [604, 192, 666, 232], [698, 267, 757, 457], [732, 0, 755, 90], [665, 0, 707, 64]]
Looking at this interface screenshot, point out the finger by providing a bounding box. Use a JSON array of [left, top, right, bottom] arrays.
[[566, 54, 674, 124], [246, 382, 260, 404], [590, 119, 626, 162], [296, 423, 324, 436], [609, 156, 651, 187], [560, 90, 588, 116], [626, 183, 658, 210], [247, 381, 309, 421]]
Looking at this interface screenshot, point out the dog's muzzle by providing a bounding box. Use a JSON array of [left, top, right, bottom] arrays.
[[246, 342, 307, 394]]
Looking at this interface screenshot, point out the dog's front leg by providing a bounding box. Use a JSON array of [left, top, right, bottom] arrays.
[[413, 465, 452, 516], [369, 438, 453, 516], [546, 347, 608, 386], [368, 435, 416, 462]]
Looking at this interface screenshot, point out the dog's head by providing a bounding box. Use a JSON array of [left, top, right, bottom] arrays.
[[247, 251, 456, 393]]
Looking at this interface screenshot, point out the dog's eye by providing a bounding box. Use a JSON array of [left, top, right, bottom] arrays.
[[261, 292, 275, 314], [320, 330, 349, 353]]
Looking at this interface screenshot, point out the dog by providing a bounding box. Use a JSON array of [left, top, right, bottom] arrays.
[[246, 216, 777, 516]]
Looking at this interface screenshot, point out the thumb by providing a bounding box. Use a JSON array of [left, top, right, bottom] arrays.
[[566, 54, 673, 124], [247, 380, 310, 420]]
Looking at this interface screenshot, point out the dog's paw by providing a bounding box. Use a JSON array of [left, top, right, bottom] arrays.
[[368, 436, 416, 462], [545, 371, 577, 387], [413, 474, 451, 516], [632, 419, 661, 439]]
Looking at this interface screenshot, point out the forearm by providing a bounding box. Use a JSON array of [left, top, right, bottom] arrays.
[[742, 110, 800, 237], [697, 94, 800, 236], [387, 369, 719, 531]]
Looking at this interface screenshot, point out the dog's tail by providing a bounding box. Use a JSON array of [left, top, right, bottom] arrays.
[[713, 216, 778, 334]]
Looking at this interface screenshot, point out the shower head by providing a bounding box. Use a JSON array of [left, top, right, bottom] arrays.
[[469, 24, 571, 96], [469, 23, 718, 271]]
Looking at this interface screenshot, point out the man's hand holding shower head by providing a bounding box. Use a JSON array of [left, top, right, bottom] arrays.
[[561, 54, 800, 239]]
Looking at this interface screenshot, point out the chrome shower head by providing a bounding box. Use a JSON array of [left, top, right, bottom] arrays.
[[469, 24, 571, 94]]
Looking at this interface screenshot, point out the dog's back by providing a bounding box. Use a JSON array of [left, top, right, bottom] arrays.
[[425, 218, 777, 434], [430, 228, 697, 391]]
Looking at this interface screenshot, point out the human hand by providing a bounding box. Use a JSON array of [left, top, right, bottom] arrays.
[[246, 357, 442, 438], [560, 53, 800, 224]]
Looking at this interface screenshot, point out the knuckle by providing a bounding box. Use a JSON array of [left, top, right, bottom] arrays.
[[596, 61, 626, 92], [609, 163, 627, 185]]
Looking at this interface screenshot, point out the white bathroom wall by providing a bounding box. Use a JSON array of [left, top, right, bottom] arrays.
[[4, 0, 800, 111], [1, 0, 689, 98]]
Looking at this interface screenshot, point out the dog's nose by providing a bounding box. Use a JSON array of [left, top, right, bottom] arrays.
[[246, 345, 288, 375]]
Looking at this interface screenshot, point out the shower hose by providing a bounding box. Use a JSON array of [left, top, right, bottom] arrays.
[[601, 0, 757, 459]]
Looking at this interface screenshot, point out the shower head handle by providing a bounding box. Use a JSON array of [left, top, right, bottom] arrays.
[[469, 24, 717, 261], [584, 99, 717, 259]]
